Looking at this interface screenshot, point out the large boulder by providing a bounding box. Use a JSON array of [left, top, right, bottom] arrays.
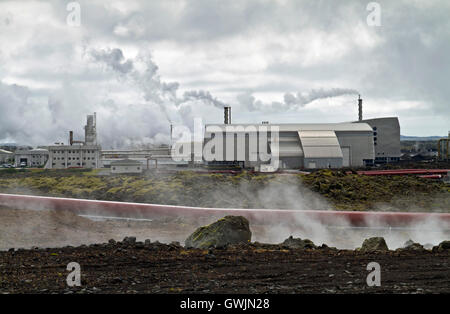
[[185, 216, 252, 249], [281, 236, 316, 249], [432, 240, 450, 252], [398, 239, 425, 252], [360, 237, 389, 252]]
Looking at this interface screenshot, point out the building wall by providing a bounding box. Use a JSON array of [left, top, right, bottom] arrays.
[[46, 145, 102, 169], [358, 117, 401, 163], [304, 157, 343, 169], [335, 131, 375, 167], [0, 153, 13, 163], [14, 150, 49, 167]]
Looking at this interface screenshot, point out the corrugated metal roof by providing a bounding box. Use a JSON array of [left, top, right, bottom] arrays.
[[298, 131, 343, 159]]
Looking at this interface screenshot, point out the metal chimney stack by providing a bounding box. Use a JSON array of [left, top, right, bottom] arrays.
[[224, 106, 231, 124], [358, 95, 363, 121]]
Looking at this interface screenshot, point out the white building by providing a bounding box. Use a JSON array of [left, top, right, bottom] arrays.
[[46, 145, 101, 169], [14, 148, 49, 167], [46, 113, 102, 169], [110, 159, 143, 174]]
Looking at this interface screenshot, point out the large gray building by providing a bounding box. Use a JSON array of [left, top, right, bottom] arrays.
[[202, 99, 401, 170], [204, 122, 377, 169]]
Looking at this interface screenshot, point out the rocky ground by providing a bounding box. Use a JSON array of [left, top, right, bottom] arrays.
[[0, 239, 449, 294]]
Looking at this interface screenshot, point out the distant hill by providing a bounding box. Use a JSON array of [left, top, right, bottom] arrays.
[[401, 135, 447, 141]]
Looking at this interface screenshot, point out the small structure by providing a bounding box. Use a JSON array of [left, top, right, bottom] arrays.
[[110, 159, 143, 174]]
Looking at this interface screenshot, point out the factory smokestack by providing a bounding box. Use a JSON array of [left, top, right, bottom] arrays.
[[69, 131, 73, 146], [224, 106, 231, 124], [358, 95, 363, 121]]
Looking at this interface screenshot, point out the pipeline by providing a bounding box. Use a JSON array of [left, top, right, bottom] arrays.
[[1, 193, 450, 228], [354, 169, 450, 176]]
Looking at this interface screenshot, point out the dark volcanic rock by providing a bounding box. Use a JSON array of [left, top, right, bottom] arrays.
[[123, 237, 136, 245], [185, 216, 251, 249], [403, 239, 414, 247], [433, 240, 450, 252], [398, 239, 425, 252], [360, 237, 389, 252], [281, 236, 316, 249]]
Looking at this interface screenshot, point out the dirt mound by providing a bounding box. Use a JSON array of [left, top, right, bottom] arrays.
[[185, 216, 251, 249]]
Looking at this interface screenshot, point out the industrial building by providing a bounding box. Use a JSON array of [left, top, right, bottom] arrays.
[[204, 122, 376, 169], [45, 113, 102, 169], [14, 148, 49, 167], [203, 97, 401, 170]]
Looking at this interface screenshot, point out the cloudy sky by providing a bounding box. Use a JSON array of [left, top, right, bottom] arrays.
[[0, 0, 449, 148]]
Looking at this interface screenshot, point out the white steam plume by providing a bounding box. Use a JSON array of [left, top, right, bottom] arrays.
[[238, 88, 359, 112]]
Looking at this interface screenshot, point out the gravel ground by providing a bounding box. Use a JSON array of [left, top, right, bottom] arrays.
[[0, 241, 449, 294]]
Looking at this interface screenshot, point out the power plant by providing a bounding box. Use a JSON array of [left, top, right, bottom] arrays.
[[45, 114, 102, 169], [7, 96, 446, 171], [204, 96, 401, 169]]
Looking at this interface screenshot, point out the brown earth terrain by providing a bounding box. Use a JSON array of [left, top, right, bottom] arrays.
[[0, 167, 449, 294], [1, 240, 449, 294]]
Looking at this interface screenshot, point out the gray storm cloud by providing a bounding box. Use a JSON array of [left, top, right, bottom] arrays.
[[0, 47, 227, 148], [1, 0, 449, 142]]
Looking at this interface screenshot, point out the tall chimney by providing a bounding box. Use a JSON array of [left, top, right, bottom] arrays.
[[69, 131, 73, 146], [224, 106, 231, 124], [358, 95, 363, 121]]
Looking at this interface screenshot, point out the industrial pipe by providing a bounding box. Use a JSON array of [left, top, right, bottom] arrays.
[[1, 193, 449, 228], [355, 169, 450, 176]]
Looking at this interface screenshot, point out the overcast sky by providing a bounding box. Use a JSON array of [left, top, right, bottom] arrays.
[[0, 0, 449, 148]]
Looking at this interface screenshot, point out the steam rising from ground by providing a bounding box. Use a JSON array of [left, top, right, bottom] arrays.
[[0, 175, 448, 250]]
